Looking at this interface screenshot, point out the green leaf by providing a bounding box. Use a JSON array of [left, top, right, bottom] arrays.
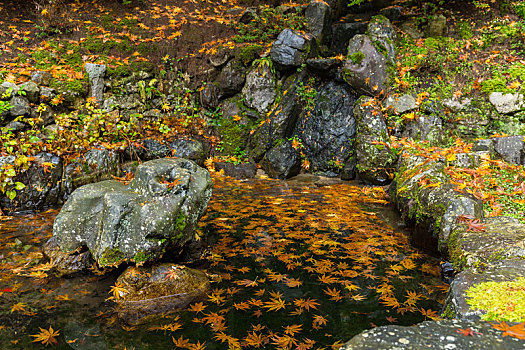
[[6, 190, 16, 200], [14, 182, 26, 190]]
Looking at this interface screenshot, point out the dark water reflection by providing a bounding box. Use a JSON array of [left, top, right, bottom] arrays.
[[0, 175, 447, 349]]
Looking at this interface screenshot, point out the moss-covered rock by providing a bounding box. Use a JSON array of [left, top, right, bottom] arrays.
[[115, 264, 211, 324]]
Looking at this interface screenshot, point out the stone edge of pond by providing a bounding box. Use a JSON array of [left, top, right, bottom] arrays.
[[341, 150, 525, 347]]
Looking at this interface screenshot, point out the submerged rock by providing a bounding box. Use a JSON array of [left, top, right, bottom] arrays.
[[341, 319, 524, 349], [43, 237, 94, 276], [115, 264, 210, 324], [53, 158, 212, 268]]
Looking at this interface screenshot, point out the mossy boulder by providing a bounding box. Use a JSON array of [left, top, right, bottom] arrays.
[[353, 96, 397, 184], [115, 264, 211, 324], [52, 158, 213, 268], [448, 217, 525, 270]]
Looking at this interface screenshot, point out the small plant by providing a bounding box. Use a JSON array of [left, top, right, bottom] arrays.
[[349, 51, 365, 65], [296, 77, 317, 115]]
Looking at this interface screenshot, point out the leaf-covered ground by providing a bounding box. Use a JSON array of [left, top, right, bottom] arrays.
[[0, 174, 448, 349]]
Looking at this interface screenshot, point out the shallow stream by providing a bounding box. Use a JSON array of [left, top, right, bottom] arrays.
[[0, 174, 447, 349]]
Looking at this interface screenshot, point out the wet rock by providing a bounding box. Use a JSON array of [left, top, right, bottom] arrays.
[[53, 158, 213, 268], [426, 14, 447, 37], [43, 237, 94, 276], [270, 29, 313, 71], [261, 140, 301, 179], [331, 22, 368, 55], [296, 81, 357, 176], [215, 59, 246, 99], [384, 94, 416, 114], [9, 95, 30, 117], [368, 15, 396, 60], [125, 139, 171, 161], [306, 58, 342, 78], [354, 96, 397, 185], [445, 259, 525, 321], [20, 81, 40, 103], [62, 147, 120, 199], [242, 65, 277, 114], [472, 138, 495, 154], [341, 319, 525, 349], [115, 264, 210, 324], [390, 153, 484, 253], [200, 83, 220, 109], [0, 152, 63, 213], [492, 135, 525, 165], [84, 63, 106, 105], [4, 121, 26, 133], [169, 138, 207, 166], [247, 71, 307, 161], [448, 216, 525, 270], [215, 161, 257, 179], [305, 0, 332, 44]]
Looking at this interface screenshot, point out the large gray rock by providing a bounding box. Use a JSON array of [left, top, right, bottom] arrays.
[[62, 147, 120, 199], [242, 65, 277, 114], [247, 71, 308, 161], [215, 60, 246, 99], [0, 153, 62, 213], [169, 138, 207, 166], [342, 319, 525, 349], [489, 92, 525, 114], [445, 259, 525, 321], [492, 135, 525, 165], [305, 0, 332, 45], [125, 139, 171, 161], [354, 96, 397, 184], [84, 63, 106, 105], [53, 158, 212, 268], [343, 16, 396, 97], [296, 81, 357, 176], [270, 29, 313, 71], [9, 95, 30, 117], [20, 81, 40, 103], [448, 216, 525, 270], [261, 140, 301, 179]]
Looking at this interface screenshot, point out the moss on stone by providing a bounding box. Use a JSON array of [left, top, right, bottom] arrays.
[[441, 303, 456, 319], [349, 51, 365, 65], [175, 212, 186, 235], [99, 247, 126, 266], [239, 44, 262, 66], [133, 250, 149, 264], [466, 278, 525, 322]]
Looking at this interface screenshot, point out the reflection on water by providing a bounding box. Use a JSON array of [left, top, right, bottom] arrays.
[[0, 175, 447, 349]]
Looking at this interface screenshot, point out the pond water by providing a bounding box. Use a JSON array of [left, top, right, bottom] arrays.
[[0, 174, 448, 349]]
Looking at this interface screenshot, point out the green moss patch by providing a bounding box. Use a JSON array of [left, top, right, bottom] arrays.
[[466, 277, 525, 322]]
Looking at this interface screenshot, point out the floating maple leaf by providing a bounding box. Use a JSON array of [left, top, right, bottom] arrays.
[[30, 326, 60, 346]]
